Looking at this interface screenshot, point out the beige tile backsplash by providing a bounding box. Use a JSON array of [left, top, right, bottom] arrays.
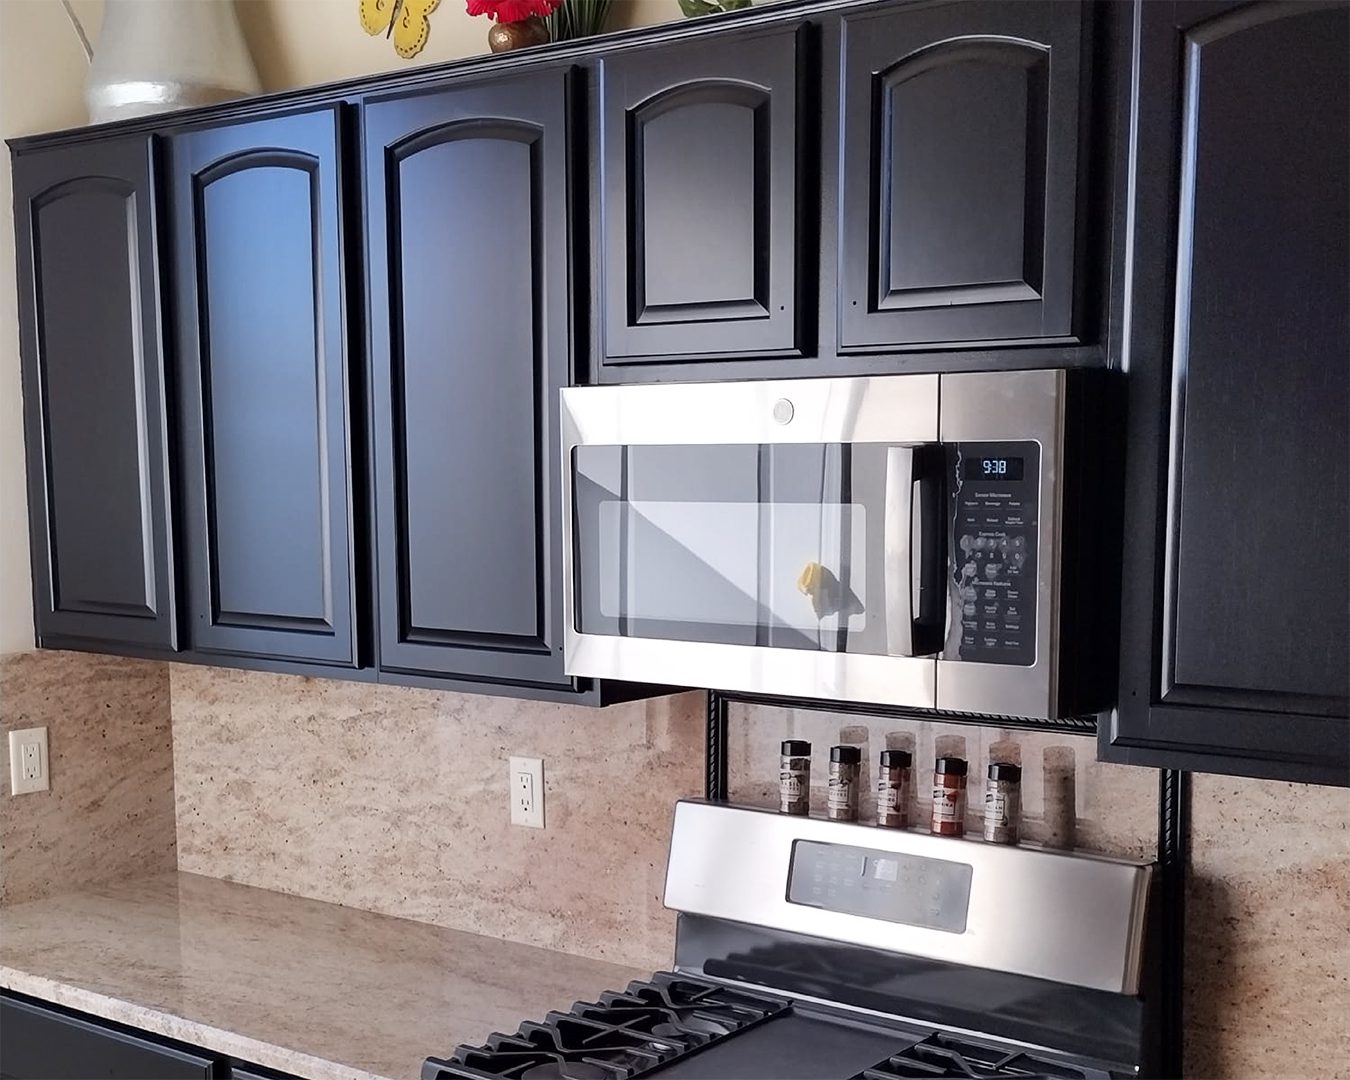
[[0, 650, 176, 905], [169, 666, 705, 971], [2, 650, 1346, 1076]]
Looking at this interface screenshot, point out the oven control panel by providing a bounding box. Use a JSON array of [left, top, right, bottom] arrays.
[[786, 840, 972, 933], [946, 441, 1040, 667]]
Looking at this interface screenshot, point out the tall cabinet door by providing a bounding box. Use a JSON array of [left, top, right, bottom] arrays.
[[13, 137, 177, 651], [836, 1, 1084, 350], [364, 71, 574, 687], [1104, 1, 1349, 785], [170, 107, 359, 666], [598, 27, 805, 364]]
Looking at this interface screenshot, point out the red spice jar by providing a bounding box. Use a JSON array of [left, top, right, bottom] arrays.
[[930, 757, 969, 836]]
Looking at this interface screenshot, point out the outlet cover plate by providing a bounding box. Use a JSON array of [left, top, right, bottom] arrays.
[[9, 727, 49, 795], [509, 755, 544, 829]]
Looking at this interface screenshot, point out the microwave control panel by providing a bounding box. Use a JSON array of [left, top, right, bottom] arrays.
[[945, 441, 1040, 666]]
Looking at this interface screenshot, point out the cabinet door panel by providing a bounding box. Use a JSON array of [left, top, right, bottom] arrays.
[[13, 138, 177, 649], [1106, 1, 1349, 784], [365, 72, 572, 686], [838, 1, 1082, 349], [600, 28, 804, 361], [172, 108, 357, 665], [0, 995, 215, 1079]]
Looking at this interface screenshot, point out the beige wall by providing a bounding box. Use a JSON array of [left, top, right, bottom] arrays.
[[235, 0, 682, 92]]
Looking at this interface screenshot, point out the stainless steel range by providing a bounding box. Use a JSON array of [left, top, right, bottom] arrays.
[[423, 802, 1159, 1080]]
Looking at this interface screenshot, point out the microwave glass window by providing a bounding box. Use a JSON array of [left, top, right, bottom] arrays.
[[572, 444, 895, 654], [596, 500, 868, 635]]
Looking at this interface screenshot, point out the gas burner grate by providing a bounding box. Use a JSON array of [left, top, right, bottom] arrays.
[[852, 1033, 1112, 1080], [423, 972, 790, 1080]]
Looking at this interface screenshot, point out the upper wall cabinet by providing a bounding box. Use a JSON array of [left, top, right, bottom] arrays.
[[597, 26, 806, 365], [837, 1, 1084, 351], [169, 107, 360, 667], [364, 71, 577, 690], [1103, 1, 1349, 785], [12, 137, 178, 651]]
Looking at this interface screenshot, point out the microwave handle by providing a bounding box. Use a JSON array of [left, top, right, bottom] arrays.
[[885, 445, 943, 657]]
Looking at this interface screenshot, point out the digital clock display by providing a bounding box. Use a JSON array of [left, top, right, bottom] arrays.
[[964, 456, 1024, 481]]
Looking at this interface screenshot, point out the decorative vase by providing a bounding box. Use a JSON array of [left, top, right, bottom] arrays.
[[82, 0, 261, 124], [487, 16, 551, 52]]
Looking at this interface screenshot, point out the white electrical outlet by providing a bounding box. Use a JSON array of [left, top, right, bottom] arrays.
[[8, 727, 49, 795], [509, 755, 544, 829]]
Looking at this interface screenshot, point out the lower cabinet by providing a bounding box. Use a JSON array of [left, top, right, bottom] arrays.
[[0, 994, 298, 1080], [362, 70, 580, 690]]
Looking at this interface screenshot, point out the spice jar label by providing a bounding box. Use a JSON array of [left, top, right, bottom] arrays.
[[827, 777, 854, 809]]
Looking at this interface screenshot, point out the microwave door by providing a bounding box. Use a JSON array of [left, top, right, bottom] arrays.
[[561, 376, 942, 708]]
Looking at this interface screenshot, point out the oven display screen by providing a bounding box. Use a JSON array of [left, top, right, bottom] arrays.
[[963, 456, 1024, 481], [787, 840, 972, 933]]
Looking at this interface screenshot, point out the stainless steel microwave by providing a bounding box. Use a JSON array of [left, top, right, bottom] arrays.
[[560, 370, 1107, 719]]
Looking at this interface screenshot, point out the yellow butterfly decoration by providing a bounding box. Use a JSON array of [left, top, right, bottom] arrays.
[[359, 0, 442, 59]]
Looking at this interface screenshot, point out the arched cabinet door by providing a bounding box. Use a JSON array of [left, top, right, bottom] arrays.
[[169, 107, 359, 666], [598, 26, 805, 365], [1105, 1, 1349, 785], [363, 71, 575, 688], [13, 137, 177, 650], [837, 1, 1084, 350]]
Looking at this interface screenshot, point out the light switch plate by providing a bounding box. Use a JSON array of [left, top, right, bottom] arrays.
[[9, 727, 49, 795], [509, 755, 544, 829]]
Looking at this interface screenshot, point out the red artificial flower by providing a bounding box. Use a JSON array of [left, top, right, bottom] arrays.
[[465, 0, 562, 21]]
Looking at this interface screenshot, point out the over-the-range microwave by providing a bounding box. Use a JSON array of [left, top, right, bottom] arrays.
[[560, 370, 1113, 720]]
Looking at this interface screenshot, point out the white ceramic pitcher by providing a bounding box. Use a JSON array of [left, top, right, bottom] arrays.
[[65, 0, 261, 124]]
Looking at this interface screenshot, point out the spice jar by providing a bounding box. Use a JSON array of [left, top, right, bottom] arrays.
[[779, 740, 811, 816], [930, 757, 968, 836], [826, 745, 861, 822], [876, 749, 912, 828], [983, 762, 1023, 844]]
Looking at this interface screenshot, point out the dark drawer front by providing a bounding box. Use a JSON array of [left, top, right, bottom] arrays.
[[0, 996, 215, 1079]]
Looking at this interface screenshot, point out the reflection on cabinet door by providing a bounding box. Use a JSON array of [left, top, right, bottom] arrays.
[[363, 70, 575, 688], [13, 137, 178, 651], [170, 107, 359, 666], [598, 26, 806, 364], [837, 1, 1084, 351], [1105, 0, 1349, 785]]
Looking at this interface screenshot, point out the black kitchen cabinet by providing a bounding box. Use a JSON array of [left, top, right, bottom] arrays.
[[0, 994, 214, 1079], [169, 107, 360, 667], [596, 25, 806, 365], [1102, 1, 1349, 785], [836, 0, 1085, 352], [363, 71, 578, 689], [12, 136, 178, 652], [0, 992, 301, 1080]]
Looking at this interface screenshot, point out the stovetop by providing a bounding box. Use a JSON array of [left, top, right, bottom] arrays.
[[422, 972, 1124, 1080]]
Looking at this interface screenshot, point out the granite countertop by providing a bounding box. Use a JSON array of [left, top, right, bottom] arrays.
[[0, 872, 651, 1080]]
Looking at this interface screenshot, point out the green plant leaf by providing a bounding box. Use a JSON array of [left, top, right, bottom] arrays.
[[678, 0, 721, 17]]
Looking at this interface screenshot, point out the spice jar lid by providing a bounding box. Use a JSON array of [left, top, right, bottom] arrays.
[[830, 744, 861, 764], [781, 740, 811, 756], [879, 749, 912, 768], [988, 762, 1022, 782], [934, 756, 968, 775]]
